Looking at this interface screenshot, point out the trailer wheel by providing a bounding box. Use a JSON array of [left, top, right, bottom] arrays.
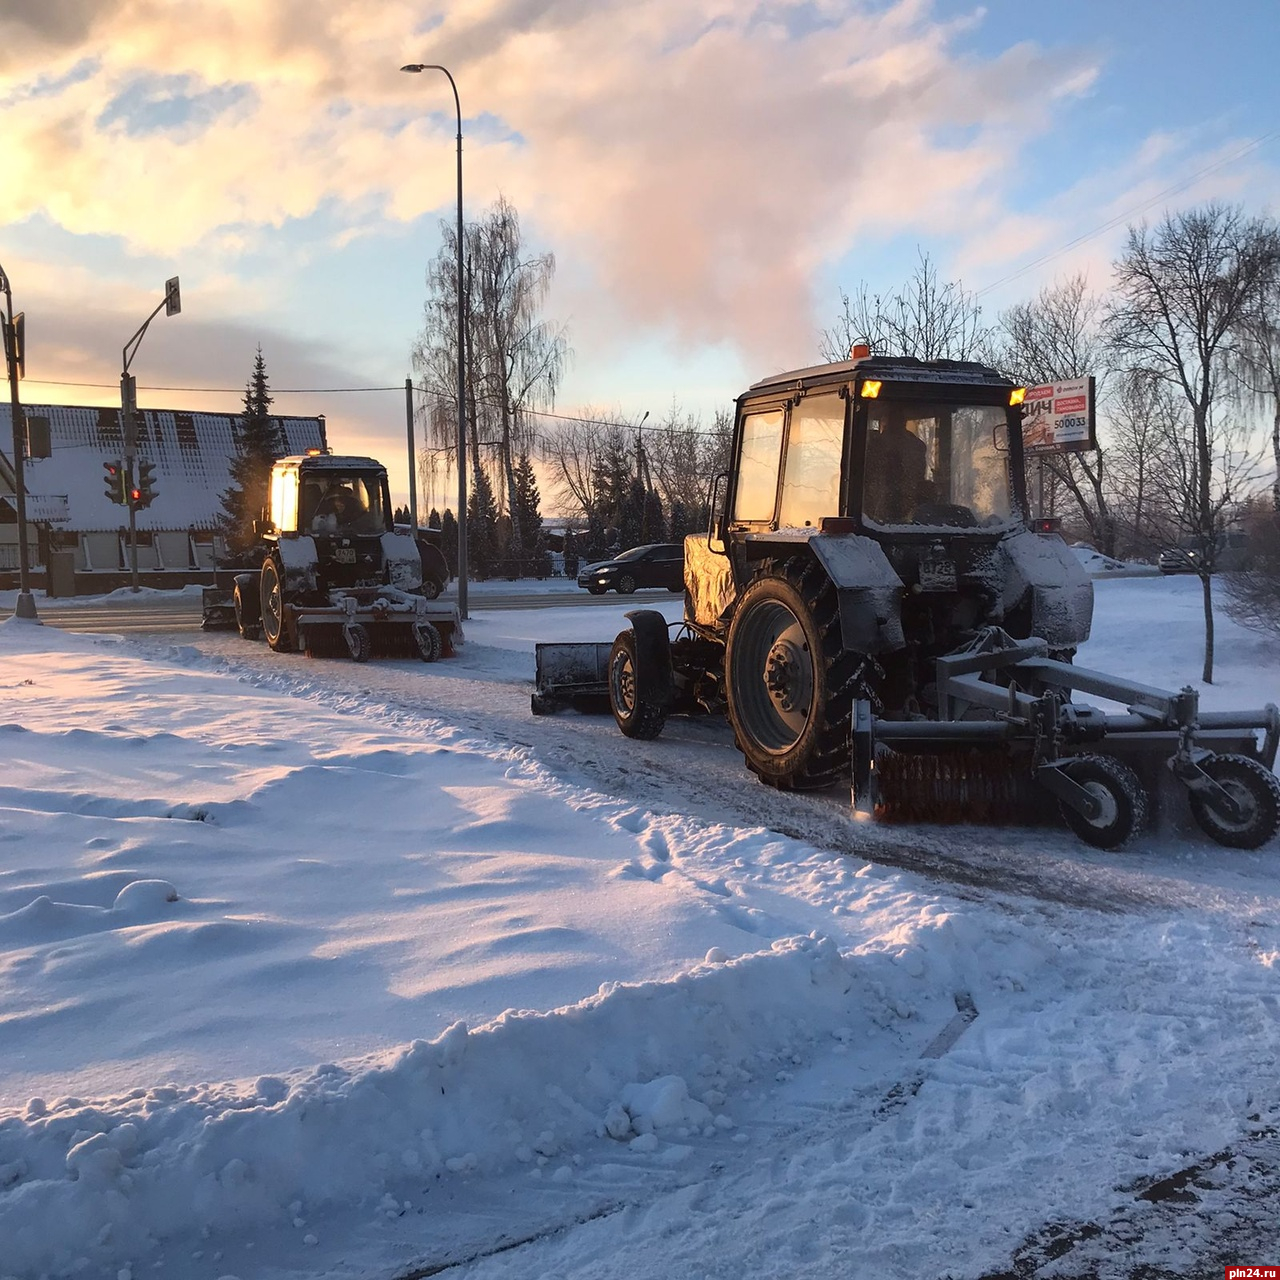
[[725, 559, 863, 790], [616, 573, 637, 595], [414, 621, 442, 663], [419, 578, 443, 601], [609, 629, 668, 740], [345, 623, 372, 663], [1058, 754, 1147, 850], [233, 581, 261, 641], [260, 557, 295, 653], [1187, 754, 1280, 850]]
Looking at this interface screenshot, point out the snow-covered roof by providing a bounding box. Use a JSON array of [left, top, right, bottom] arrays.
[[0, 403, 328, 532]]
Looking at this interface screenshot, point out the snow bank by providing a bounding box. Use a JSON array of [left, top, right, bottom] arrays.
[[0, 933, 887, 1275]]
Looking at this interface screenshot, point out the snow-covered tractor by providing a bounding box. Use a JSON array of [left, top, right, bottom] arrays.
[[202, 452, 461, 662], [534, 352, 1280, 850]]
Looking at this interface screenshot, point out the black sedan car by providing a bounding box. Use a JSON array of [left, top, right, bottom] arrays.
[[577, 543, 685, 595]]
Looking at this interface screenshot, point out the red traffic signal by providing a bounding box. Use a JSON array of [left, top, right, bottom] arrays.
[[1033, 516, 1061, 535], [103, 459, 127, 505]]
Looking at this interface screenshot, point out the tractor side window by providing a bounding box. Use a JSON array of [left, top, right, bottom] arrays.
[[949, 407, 1012, 522], [272, 470, 299, 532], [778, 393, 844, 528], [733, 409, 784, 523]]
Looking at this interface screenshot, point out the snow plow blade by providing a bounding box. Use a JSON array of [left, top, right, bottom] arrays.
[[201, 585, 236, 630], [531, 642, 613, 714]]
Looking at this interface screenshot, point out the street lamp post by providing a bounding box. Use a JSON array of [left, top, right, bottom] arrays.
[[400, 61, 468, 620], [121, 277, 181, 592], [0, 261, 37, 620]]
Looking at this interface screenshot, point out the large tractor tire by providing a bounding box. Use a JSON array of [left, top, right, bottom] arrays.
[[260, 556, 296, 653], [233, 578, 261, 641], [724, 559, 863, 790]]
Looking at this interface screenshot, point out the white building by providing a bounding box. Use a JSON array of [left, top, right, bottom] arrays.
[[0, 404, 327, 590]]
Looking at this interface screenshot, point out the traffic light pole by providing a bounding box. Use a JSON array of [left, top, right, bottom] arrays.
[[120, 279, 180, 593], [0, 263, 37, 620]]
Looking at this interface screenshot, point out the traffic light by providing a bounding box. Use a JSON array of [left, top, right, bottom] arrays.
[[11, 312, 23, 380], [135, 459, 157, 508], [103, 459, 127, 505]]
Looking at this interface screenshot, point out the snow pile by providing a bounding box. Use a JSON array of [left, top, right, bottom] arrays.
[[0, 933, 892, 1275]]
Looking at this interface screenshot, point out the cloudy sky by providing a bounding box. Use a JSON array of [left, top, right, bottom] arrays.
[[2, 0, 1278, 505]]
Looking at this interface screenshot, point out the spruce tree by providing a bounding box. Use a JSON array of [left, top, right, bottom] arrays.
[[467, 464, 500, 579], [513, 453, 544, 575], [428, 508, 442, 529], [440, 509, 458, 577], [617, 476, 646, 550], [220, 346, 282, 553], [641, 488, 667, 544]]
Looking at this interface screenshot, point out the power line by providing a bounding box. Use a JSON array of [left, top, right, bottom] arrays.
[[25, 379, 402, 394], [975, 129, 1280, 298], [23, 377, 728, 437]]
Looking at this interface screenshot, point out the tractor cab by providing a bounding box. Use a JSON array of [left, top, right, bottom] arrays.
[[726, 353, 1026, 540], [266, 455, 393, 539]]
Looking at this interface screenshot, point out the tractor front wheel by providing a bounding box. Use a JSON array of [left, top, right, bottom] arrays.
[[233, 580, 261, 641], [608, 628, 668, 740], [260, 557, 295, 653], [724, 561, 860, 790]]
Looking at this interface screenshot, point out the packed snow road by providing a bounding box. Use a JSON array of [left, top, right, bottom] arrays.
[[118, 577, 1280, 920], [0, 574, 1277, 1280]]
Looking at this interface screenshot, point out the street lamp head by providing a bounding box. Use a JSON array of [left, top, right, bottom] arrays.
[[401, 64, 425, 72]]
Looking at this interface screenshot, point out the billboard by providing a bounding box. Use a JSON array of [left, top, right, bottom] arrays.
[[1020, 376, 1096, 454]]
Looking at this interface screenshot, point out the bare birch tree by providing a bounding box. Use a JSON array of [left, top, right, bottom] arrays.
[[1106, 203, 1279, 682], [821, 250, 995, 363], [412, 196, 570, 558], [999, 275, 1115, 551]]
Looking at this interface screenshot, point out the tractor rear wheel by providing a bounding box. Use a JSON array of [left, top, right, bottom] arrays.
[[260, 557, 295, 653], [724, 560, 861, 790], [233, 581, 261, 641], [1188, 754, 1280, 850]]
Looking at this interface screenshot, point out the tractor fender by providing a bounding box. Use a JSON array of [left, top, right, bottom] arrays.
[[232, 571, 257, 593], [807, 533, 906, 654], [381, 531, 423, 592], [999, 528, 1094, 647], [416, 537, 449, 593], [275, 535, 319, 595], [623, 609, 675, 708]]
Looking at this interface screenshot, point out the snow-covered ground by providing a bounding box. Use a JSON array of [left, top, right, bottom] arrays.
[[0, 576, 1278, 1279]]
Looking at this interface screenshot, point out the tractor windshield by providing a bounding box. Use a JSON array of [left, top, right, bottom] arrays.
[[303, 474, 387, 536], [862, 401, 1012, 528]]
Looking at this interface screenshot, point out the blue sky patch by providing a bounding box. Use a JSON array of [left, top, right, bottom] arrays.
[[97, 75, 255, 138]]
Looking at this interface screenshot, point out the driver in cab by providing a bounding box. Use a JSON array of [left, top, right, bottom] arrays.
[[311, 483, 368, 534], [863, 414, 931, 523]]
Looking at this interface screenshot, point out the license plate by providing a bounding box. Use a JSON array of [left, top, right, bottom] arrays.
[[333, 547, 356, 564], [919, 556, 957, 591]]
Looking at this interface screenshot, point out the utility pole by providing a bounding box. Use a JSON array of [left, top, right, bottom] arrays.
[[0, 262, 37, 619], [405, 378, 419, 533], [121, 277, 181, 591]]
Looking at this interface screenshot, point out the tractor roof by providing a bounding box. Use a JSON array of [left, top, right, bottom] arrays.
[[279, 454, 388, 473], [746, 354, 1015, 397]]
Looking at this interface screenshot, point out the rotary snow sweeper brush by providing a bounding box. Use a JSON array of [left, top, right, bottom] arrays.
[[532, 351, 1280, 851]]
